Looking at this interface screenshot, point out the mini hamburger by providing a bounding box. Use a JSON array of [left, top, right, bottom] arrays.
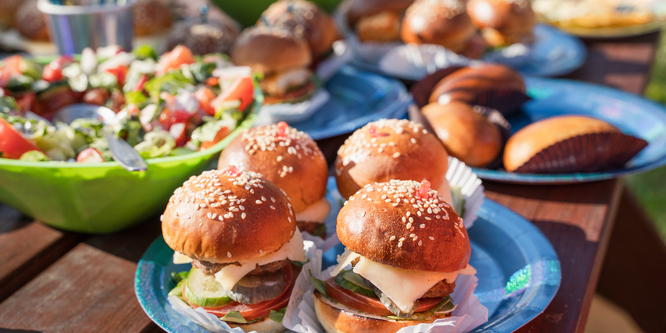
[[218, 122, 330, 237], [313, 179, 475, 332], [335, 119, 452, 203], [467, 0, 536, 47], [258, 0, 340, 61], [346, 0, 415, 42], [163, 168, 306, 332], [401, 0, 485, 58], [231, 26, 315, 105]]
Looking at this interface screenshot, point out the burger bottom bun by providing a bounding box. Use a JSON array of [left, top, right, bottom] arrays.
[[314, 292, 452, 333], [228, 315, 285, 333]]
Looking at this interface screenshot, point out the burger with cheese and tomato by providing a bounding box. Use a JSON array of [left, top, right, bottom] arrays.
[[231, 26, 315, 105], [312, 179, 476, 332], [163, 167, 307, 332], [217, 121, 330, 238]]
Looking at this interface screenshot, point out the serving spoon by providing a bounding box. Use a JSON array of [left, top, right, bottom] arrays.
[[54, 104, 148, 172]]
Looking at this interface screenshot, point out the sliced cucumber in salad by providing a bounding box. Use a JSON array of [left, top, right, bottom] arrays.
[[184, 268, 233, 308]]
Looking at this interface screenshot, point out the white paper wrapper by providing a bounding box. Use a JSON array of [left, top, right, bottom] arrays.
[[167, 240, 320, 333], [315, 40, 354, 83], [379, 44, 474, 80], [285, 265, 488, 333], [445, 157, 485, 229], [254, 89, 330, 126]]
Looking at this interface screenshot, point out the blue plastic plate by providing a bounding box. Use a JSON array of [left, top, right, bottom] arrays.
[[293, 66, 411, 140], [135, 196, 561, 332], [351, 24, 586, 79], [473, 77, 666, 184]]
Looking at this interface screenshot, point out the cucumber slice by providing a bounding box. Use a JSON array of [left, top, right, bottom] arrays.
[[334, 271, 377, 298], [184, 268, 233, 307], [341, 270, 374, 291]]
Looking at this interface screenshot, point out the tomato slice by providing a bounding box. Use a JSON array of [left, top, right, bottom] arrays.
[[212, 76, 254, 112], [195, 87, 217, 116], [0, 118, 43, 159], [105, 65, 129, 86], [199, 126, 231, 151], [133, 74, 148, 92], [0, 55, 23, 87], [42, 56, 73, 83], [184, 264, 299, 321], [324, 278, 442, 317], [157, 45, 195, 75], [76, 147, 105, 163]]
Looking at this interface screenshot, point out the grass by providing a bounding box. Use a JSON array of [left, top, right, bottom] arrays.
[[627, 28, 666, 241]]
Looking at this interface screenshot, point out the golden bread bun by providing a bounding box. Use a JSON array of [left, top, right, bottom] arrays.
[[337, 179, 470, 272], [161, 169, 297, 264], [422, 102, 502, 167], [231, 26, 311, 76], [335, 119, 449, 199], [400, 0, 476, 53], [346, 0, 415, 26], [467, 0, 536, 47], [259, 0, 340, 59], [356, 10, 403, 42], [429, 63, 525, 104], [218, 123, 328, 213]]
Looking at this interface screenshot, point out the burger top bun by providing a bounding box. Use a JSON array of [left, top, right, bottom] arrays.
[[166, 18, 240, 56], [422, 102, 503, 167], [162, 169, 297, 264], [346, 0, 415, 26], [429, 63, 525, 104], [259, 0, 340, 59], [337, 179, 471, 273], [218, 123, 328, 213], [14, 0, 49, 42], [503, 115, 620, 172], [231, 26, 311, 75], [335, 119, 449, 200], [400, 0, 476, 53], [467, 0, 535, 46]]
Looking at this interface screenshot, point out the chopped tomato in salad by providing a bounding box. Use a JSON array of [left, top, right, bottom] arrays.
[[0, 45, 257, 162]]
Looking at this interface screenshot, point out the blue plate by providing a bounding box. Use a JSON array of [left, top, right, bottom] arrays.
[[351, 24, 586, 79], [293, 66, 411, 140], [473, 77, 666, 184], [135, 198, 561, 332]]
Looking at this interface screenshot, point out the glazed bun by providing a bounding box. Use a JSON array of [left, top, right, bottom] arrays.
[[467, 0, 536, 47], [422, 102, 502, 167], [231, 26, 311, 75], [133, 0, 173, 37], [503, 115, 647, 173], [218, 123, 328, 213], [401, 0, 476, 53], [429, 63, 525, 104], [167, 18, 239, 56], [161, 169, 297, 264], [259, 0, 339, 59], [337, 179, 470, 272], [15, 0, 49, 42], [346, 0, 415, 27], [335, 119, 449, 199], [314, 292, 452, 333]]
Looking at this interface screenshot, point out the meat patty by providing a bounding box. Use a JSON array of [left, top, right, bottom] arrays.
[[192, 258, 289, 276], [422, 280, 456, 298]]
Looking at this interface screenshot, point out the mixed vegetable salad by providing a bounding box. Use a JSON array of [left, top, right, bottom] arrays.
[[0, 45, 257, 162]]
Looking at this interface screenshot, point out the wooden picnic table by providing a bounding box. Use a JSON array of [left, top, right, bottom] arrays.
[[0, 28, 665, 333]]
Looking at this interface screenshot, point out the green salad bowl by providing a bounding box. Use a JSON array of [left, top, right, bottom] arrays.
[[0, 94, 261, 234]]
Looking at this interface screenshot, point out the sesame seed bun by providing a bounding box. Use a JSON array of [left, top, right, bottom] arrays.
[[231, 26, 311, 76], [313, 292, 452, 333], [422, 102, 503, 167], [217, 124, 328, 213], [337, 179, 471, 273], [133, 0, 173, 37], [400, 0, 477, 53], [428, 63, 526, 104], [467, 0, 535, 47], [258, 0, 340, 60], [335, 119, 449, 200], [161, 170, 297, 264], [346, 0, 415, 27]]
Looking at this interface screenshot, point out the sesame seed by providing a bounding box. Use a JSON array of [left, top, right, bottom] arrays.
[[406, 212, 411, 217], [406, 223, 412, 229], [392, 152, 400, 158], [398, 241, 403, 248], [419, 224, 426, 228], [256, 200, 262, 204], [418, 240, 423, 246], [259, 249, 263, 254], [211, 213, 217, 219], [389, 236, 396, 241], [271, 197, 276, 203], [261, 196, 266, 201], [409, 217, 414, 223], [362, 211, 366, 217], [270, 205, 276, 210], [429, 236, 435, 240], [411, 138, 417, 144], [241, 213, 246, 219], [277, 156, 283, 162], [227, 252, 232, 258]]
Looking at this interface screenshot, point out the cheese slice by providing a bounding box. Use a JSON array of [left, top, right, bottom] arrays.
[[214, 229, 306, 290], [295, 197, 331, 223], [329, 248, 361, 276], [173, 252, 194, 264]]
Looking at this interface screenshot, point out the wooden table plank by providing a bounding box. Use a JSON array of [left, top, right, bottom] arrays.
[[484, 179, 623, 332], [0, 205, 82, 302], [0, 242, 155, 332]]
